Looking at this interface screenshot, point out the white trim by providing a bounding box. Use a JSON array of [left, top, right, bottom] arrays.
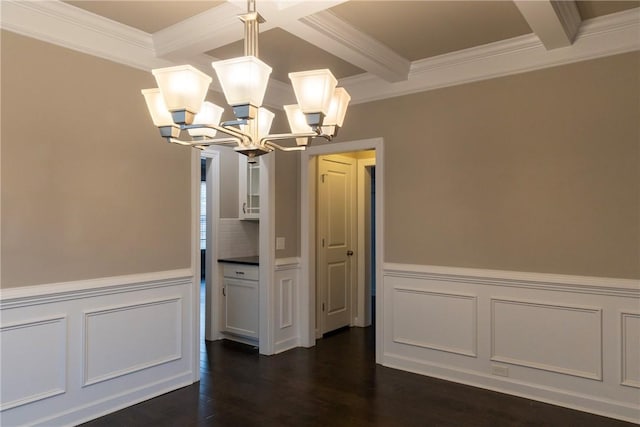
[[274, 336, 299, 355], [383, 263, 640, 298], [190, 150, 201, 382], [201, 149, 222, 342], [355, 157, 375, 327], [259, 152, 276, 355], [0, 269, 192, 308], [300, 138, 385, 363], [33, 372, 193, 427], [275, 257, 301, 270]]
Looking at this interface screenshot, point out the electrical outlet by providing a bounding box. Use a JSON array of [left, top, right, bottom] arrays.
[[276, 237, 285, 250], [491, 365, 509, 377]]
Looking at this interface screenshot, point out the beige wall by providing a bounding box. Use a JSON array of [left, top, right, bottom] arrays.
[[333, 52, 640, 279], [1, 31, 192, 288], [273, 114, 300, 259]]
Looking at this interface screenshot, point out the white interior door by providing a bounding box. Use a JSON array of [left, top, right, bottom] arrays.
[[317, 154, 356, 334]]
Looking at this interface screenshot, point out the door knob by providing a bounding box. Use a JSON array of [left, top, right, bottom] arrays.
[[347, 250, 354, 256]]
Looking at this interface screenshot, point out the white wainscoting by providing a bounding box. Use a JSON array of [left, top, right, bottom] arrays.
[[0, 316, 67, 411], [274, 258, 300, 354], [621, 312, 640, 389], [382, 263, 640, 423], [0, 269, 195, 426], [491, 298, 602, 380], [393, 288, 477, 357]]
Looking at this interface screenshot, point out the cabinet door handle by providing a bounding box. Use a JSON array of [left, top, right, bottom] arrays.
[[222, 287, 226, 296], [242, 202, 247, 214]]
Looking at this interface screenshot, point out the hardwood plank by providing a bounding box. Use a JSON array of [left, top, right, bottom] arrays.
[[82, 327, 633, 426]]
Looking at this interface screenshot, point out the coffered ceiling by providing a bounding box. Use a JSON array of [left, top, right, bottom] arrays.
[[3, 1, 639, 105]]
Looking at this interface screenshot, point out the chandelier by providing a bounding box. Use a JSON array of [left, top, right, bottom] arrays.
[[141, 0, 351, 160]]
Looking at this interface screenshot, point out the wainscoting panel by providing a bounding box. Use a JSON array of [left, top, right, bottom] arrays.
[[0, 316, 67, 411], [491, 299, 602, 380], [0, 269, 194, 427], [621, 312, 640, 388], [382, 263, 640, 423], [393, 288, 477, 357], [280, 279, 293, 329], [83, 298, 182, 386], [274, 258, 300, 354]]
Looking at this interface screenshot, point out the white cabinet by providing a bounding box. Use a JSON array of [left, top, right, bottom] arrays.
[[221, 263, 259, 340], [238, 156, 260, 220]]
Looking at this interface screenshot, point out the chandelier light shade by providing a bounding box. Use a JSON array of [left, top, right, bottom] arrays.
[[284, 104, 312, 134], [140, 0, 350, 158], [241, 107, 275, 140], [187, 101, 225, 138], [151, 65, 212, 125], [321, 87, 351, 136], [211, 56, 272, 120], [141, 88, 180, 138], [288, 69, 337, 126]]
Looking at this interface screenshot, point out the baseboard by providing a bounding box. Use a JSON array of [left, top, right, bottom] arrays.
[[383, 353, 640, 424], [275, 336, 299, 354], [32, 372, 192, 427]]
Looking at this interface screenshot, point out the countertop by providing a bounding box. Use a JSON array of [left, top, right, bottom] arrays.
[[218, 256, 259, 266]]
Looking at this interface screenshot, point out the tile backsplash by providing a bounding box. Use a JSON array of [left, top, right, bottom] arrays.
[[217, 219, 259, 259]]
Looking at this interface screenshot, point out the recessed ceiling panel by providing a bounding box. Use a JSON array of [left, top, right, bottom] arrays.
[[330, 1, 532, 61], [207, 28, 365, 83], [576, 1, 639, 20], [65, 1, 223, 33]]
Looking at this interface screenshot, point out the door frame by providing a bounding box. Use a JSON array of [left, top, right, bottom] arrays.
[[300, 137, 384, 363], [200, 149, 221, 342], [356, 157, 376, 328]]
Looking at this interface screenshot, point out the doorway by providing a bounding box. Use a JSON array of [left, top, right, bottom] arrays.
[[300, 137, 384, 362], [316, 152, 376, 336]]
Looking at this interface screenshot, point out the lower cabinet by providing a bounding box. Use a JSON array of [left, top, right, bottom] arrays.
[[221, 263, 259, 341]]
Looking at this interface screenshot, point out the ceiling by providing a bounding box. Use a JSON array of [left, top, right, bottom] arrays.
[[8, 1, 640, 105]]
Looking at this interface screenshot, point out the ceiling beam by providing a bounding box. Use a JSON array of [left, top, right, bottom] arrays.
[[152, 2, 244, 60], [283, 11, 411, 83], [514, 0, 582, 49], [153, 0, 347, 60]]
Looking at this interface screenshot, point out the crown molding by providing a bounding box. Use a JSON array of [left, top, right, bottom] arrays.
[[1, 1, 638, 105], [0, 0, 171, 71], [341, 8, 640, 105]]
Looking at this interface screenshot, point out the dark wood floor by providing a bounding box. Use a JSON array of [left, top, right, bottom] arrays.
[[82, 326, 633, 427]]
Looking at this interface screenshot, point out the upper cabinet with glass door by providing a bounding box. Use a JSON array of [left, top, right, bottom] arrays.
[[239, 156, 260, 220]]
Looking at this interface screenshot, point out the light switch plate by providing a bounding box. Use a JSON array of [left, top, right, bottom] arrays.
[[276, 237, 285, 250]]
